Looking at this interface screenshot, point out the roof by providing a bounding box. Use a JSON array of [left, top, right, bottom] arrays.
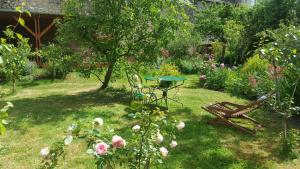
[[0, 0, 62, 15]]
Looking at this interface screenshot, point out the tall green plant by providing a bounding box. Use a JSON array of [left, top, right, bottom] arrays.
[[259, 24, 300, 158], [41, 44, 73, 80], [57, 0, 191, 90], [0, 3, 32, 93]]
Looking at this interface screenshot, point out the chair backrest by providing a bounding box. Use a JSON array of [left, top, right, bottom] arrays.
[[239, 92, 275, 111], [126, 69, 143, 92]]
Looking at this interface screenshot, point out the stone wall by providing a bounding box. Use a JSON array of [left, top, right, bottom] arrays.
[[0, 0, 62, 14]]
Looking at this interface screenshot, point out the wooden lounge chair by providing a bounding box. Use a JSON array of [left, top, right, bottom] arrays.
[[202, 93, 274, 135]]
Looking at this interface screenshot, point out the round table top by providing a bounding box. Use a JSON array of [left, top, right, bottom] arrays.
[[145, 76, 186, 82]]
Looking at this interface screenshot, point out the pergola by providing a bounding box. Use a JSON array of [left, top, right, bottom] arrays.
[[0, 0, 63, 65]]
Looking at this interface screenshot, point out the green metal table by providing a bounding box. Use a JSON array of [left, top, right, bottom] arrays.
[[144, 76, 186, 109]]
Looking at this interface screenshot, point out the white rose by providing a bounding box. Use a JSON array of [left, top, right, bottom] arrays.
[[132, 125, 141, 132], [170, 140, 178, 148], [40, 147, 50, 158], [176, 121, 185, 130], [156, 132, 164, 144], [94, 118, 103, 127]]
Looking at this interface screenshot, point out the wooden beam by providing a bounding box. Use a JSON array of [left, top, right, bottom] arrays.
[[34, 17, 38, 50], [12, 16, 36, 37], [40, 22, 55, 38]]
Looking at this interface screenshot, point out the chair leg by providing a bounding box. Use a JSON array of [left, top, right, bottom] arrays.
[[203, 107, 257, 135], [241, 114, 265, 127]]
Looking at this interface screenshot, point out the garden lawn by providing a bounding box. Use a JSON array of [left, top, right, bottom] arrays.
[[0, 74, 298, 169]]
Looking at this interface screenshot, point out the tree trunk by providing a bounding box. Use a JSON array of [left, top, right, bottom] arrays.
[[100, 62, 115, 90], [221, 43, 226, 63], [12, 78, 16, 93]]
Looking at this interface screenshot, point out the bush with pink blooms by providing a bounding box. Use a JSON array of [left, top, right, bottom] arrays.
[[39, 108, 185, 169]]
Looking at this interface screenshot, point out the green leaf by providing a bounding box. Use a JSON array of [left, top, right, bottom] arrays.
[[18, 18, 25, 26], [3, 44, 11, 52], [15, 6, 21, 13], [0, 38, 6, 44], [0, 124, 6, 135], [24, 10, 31, 17], [15, 33, 23, 40]]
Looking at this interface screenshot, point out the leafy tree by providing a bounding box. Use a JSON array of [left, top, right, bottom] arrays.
[[40, 43, 74, 80], [57, 0, 190, 89], [259, 24, 300, 158], [0, 4, 32, 93], [194, 3, 248, 63], [243, 0, 300, 59]]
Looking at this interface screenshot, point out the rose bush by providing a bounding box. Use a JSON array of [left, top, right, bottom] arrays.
[[39, 108, 185, 169]]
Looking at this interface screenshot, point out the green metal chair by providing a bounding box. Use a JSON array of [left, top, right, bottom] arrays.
[[125, 70, 157, 105]]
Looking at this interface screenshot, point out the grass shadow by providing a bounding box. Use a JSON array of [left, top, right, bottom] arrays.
[[1, 88, 132, 132]]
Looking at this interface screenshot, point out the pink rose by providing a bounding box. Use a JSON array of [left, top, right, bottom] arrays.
[[170, 140, 178, 148], [160, 147, 168, 157], [95, 142, 109, 155], [220, 63, 225, 68], [199, 75, 206, 81], [112, 135, 126, 148]]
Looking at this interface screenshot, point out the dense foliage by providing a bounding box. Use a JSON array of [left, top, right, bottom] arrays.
[[0, 3, 32, 93], [57, 0, 190, 89]]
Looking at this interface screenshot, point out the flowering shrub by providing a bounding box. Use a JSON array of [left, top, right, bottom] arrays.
[[201, 67, 229, 91], [0, 102, 13, 135], [39, 108, 185, 169], [38, 142, 66, 169]]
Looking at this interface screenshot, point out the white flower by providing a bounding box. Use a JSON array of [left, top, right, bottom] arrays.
[[170, 140, 178, 148], [159, 147, 168, 157], [176, 121, 185, 130], [132, 125, 141, 132], [156, 132, 164, 144], [40, 147, 50, 158], [94, 118, 103, 127], [64, 135, 73, 145]]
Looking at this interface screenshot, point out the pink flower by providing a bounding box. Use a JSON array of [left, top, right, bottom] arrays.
[[220, 63, 225, 68], [160, 147, 168, 157], [170, 140, 178, 148], [112, 135, 126, 148], [199, 75, 206, 81], [95, 142, 109, 155]]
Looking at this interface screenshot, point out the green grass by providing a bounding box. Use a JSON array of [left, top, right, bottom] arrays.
[[0, 73, 298, 169]]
